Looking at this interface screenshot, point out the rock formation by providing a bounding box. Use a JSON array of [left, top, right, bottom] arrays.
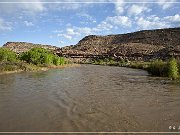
[[57, 27, 180, 62], [2, 27, 180, 62]]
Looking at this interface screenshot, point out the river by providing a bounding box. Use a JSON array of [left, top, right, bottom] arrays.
[[0, 65, 179, 133]]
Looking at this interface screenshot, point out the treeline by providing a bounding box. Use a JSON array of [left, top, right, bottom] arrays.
[[19, 48, 67, 66], [0, 47, 68, 72]]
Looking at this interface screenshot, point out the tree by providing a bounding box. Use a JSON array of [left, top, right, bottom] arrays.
[[20, 47, 66, 66], [0, 48, 17, 62], [168, 58, 179, 80]]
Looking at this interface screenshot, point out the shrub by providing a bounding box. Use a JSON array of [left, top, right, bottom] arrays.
[[177, 60, 180, 74], [20, 47, 66, 66], [53, 56, 65, 66], [168, 58, 179, 80], [0, 62, 18, 71], [0, 48, 17, 62], [44, 53, 54, 65], [20, 48, 51, 65], [147, 59, 168, 76]]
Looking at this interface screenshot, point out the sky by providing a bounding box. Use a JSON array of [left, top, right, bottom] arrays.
[[0, 0, 180, 47]]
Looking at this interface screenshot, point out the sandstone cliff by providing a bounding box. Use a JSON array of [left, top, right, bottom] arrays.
[[2, 27, 180, 62], [58, 27, 180, 61]]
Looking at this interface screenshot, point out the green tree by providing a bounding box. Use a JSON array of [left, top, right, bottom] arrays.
[[0, 48, 17, 62], [53, 56, 65, 66], [20, 48, 51, 65], [168, 58, 179, 80], [20, 47, 66, 66]]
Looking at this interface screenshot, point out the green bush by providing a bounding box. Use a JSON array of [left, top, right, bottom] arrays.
[[0, 48, 17, 62], [129, 61, 149, 69], [44, 53, 54, 65], [20, 48, 49, 65], [147, 59, 168, 76], [20, 47, 66, 66], [168, 58, 179, 80], [178, 60, 180, 73], [53, 56, 65, 66]]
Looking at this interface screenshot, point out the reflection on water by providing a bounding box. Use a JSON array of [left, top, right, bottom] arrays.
[[0, 65, 179, 132]]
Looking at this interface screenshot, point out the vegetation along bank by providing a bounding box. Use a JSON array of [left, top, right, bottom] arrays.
[[0, 47, 69, 74]]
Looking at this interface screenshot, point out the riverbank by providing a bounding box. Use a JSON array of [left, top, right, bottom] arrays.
[[0, 47, 77, 75], [0, 62, 80, 75], [89, 58, 180, 80]]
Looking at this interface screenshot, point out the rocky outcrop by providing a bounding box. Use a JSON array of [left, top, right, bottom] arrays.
[[2, 27, 180, 62], [3, 42, 59, 54], [57, 27, 180, 61]]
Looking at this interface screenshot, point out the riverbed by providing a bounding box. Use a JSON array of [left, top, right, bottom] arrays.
[[0, 65, 179, 133]]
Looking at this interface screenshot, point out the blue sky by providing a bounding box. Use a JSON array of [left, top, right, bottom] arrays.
[[0, 0, 180, 47]]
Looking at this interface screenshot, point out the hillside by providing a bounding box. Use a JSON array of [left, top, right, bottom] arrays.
[[2, 28, 180, 62], [58, 27, 180, 62], [3, 42, 59, 54]]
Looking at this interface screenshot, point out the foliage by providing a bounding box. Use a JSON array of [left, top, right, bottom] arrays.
[[178, 60, 180, 73], [0, 48, 17, 62], [53, 56, 66, 66], [128, 61, 149, 69], [0, 62, 44, 72], [168, 58, 179, 80], [19, 47, 66, 66], [147, 59, 168, 76], [0, 62, 18, 71]]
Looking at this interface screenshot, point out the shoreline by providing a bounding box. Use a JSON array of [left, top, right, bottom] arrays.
[[0, 64, 80, 75]]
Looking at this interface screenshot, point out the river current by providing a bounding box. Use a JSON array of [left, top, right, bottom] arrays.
[[0, 65, 179, 133]]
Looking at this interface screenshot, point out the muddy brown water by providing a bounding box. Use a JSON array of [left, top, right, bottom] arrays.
[[0, 65, 179, 133]]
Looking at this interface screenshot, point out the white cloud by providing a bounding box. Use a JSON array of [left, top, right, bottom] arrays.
[[127, 4, 151, 16], [58, 33, 72, 40], [106, 16, 132, 27], [136, 13, 180, 30], [76, 27, 93, 35], [0, 18, 12, 32], [157, 0, 176, 10], [22, 0, 44, 13], [77, 12, 96, 24], [164, 14, 180, 22], [66, 28, 80, 36], [113, 0, 125, 15], [24, 21, 34, 26], [96, 21, 113, 31], [0, 0, 45, 15], [136, 16, 170, 29], [55, 14, 132, 42]]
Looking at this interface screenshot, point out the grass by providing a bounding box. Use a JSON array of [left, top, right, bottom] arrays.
[[89, 57, 180, 80], [92, 58, 128, 66], [0, 62, 45, 73]]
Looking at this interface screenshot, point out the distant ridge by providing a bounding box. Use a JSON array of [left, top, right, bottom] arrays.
[[2, 27, 180, 62], [3, 42, 59, 54], [57, 27, 180, 62]]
